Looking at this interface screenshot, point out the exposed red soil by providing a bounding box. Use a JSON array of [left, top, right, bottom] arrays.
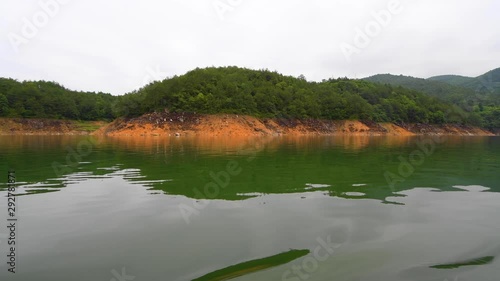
[[1, 114, 494, 136], [92, 112, 494, 137]]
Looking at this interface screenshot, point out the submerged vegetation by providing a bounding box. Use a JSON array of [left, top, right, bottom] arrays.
[[430, 256, 495, 269], [192, 249, 310, 281]]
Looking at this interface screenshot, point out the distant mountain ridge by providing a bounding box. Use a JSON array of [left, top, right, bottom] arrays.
[[363, 67, 500, 129], [364, 67, 500, 96], [363, 73, 476, 103], [428, 67, 500, 94]]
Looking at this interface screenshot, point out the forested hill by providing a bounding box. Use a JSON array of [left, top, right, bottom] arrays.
[[0, 78, 116, 120], [429, 67, 500, 94], [363, 70, 500, 129], [364, 68, 500, 99], [114, 66, 465, 124], [0, 67, 493, 126], [363, 74, 478, 104]]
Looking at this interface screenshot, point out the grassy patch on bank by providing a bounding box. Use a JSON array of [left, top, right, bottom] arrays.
[[73, 120, 107, 132]]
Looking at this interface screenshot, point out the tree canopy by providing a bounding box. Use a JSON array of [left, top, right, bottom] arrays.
[[364, 71, 500, 129], [0, 78, 116, 120], [115, 66, 467, 124], [1, 66, 497, 128]]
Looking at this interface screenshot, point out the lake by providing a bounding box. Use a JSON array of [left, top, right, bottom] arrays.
[[0, 135, 499, 281]]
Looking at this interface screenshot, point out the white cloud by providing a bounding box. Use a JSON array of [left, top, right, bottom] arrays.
[[0, 0, 498, 94]]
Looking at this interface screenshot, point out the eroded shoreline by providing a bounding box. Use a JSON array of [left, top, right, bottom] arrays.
[[94, 113, 494, 137], [0, 115, 496, 136]]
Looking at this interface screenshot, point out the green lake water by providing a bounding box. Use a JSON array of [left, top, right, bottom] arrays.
[[0, 135, 499, 281]]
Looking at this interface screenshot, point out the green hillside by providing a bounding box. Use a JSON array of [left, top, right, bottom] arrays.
[[114, 66, 464, 124], [429, 67, 500, 94], [364, 69, 500, 129], [1, 66, 498, 128], [363, 74, 479, 105], [427, 75, 475, 87], [0, 78, 117, 120]]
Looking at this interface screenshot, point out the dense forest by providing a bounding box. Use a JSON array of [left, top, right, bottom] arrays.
[[428, 68, 500, 94], [1, 67, 499, 128], [114, 67, 468, 124], [364, 74, 484, 105], [0, 78, 116, 120], [364, 70, 500, 129]]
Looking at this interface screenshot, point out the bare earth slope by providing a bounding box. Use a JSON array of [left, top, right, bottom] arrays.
[[93, 113, 494, 137], [1, 115, 493, 136]]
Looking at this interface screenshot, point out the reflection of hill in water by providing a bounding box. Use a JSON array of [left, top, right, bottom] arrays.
[[1, 135, 498, 202]]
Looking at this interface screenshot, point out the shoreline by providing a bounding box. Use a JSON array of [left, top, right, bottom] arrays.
[[0, 118, 106, 136], [0, 115, 496, 136], [94, 113, 495, 137]]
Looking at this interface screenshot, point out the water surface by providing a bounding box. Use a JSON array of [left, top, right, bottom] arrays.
[[0, 135, 499, 280]]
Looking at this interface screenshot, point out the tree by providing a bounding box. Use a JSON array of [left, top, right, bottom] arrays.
[[0, 93, 8, 116]]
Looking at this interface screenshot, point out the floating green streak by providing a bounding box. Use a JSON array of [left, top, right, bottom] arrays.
[[430, 256, 495, 269], [192, 249, 310, 281], [16, 189, 60, 196]]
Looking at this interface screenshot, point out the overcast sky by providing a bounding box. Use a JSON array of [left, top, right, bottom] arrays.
[[1, 0, 498, 95]]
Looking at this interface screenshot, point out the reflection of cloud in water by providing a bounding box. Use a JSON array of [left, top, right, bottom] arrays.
[[452, 185, 490, 192], [236, 192, 265, 197], [343, 192, 366, 197], [305, 183, 331, 190]]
